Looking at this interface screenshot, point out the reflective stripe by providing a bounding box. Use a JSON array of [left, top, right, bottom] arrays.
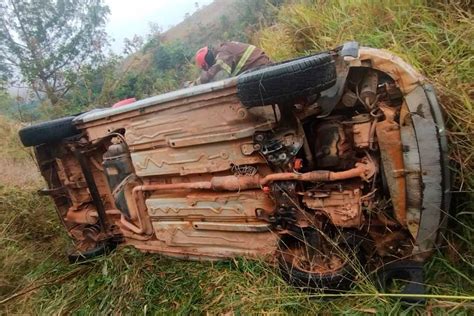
[[216, 59, 232, 75], [232, 45, 256, 76]]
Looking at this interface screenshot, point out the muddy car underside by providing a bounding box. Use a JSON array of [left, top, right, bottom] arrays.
[[21, 43, 449, 295]]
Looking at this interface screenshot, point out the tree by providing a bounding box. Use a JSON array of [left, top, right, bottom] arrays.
[[123, 35, 144, 55], [0, 62, 10, 90], [154, 41, 193, 71], [0, 0, 110, 106]]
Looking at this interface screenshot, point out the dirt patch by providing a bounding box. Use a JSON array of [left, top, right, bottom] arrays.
[[0, 117, 43, 188], [0, 156, 42, 188]]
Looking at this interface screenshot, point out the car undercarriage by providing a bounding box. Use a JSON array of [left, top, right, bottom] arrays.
[[20, 43, 450, 299]]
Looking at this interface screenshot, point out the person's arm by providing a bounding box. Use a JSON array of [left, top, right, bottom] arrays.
[[195, 58, 233, 84]]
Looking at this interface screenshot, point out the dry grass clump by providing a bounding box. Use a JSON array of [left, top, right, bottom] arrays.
[[0, 156, 43, 188], [0, 117, 43, 187], [255, 0, 474, 196]]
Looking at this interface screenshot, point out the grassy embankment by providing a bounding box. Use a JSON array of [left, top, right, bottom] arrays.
[[1, 1, 473, 313]]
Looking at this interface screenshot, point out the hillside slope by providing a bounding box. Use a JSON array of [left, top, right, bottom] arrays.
[[162, 0, 237, 42], [119, 0, 238, 80]]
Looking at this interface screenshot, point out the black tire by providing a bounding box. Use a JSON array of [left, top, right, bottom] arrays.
[[68, 240, 117, 264], [376, 260, 426, 304], [278, 231, 363, 292], [237, 53, 337, 107], [18, 116, 80, 147]]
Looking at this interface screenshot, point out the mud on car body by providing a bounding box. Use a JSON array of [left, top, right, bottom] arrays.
[[19, 42, 450, 300]]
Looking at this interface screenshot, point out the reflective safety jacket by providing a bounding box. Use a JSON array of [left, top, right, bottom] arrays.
[[195, 41, 271, 84]]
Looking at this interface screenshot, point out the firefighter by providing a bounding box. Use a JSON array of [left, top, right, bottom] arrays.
[[193, 41, 272, 85]]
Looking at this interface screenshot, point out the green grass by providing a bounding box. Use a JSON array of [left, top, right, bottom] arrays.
[[1, 1, 474, 314], [0, 189, 472, 314]]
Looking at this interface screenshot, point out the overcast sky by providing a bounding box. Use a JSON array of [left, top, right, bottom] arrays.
[[104, 0, 214, 53]]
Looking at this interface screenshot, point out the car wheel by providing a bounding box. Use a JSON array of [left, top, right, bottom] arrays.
[[68, 239, 118, 264], [278, 230, 364, 291], [237, 52, 337, 107], [18, 116, 80, 147], [376, 260, 426, 304]]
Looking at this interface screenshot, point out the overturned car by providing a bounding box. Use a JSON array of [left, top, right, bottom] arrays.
[[19, 43, 450, 296]]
